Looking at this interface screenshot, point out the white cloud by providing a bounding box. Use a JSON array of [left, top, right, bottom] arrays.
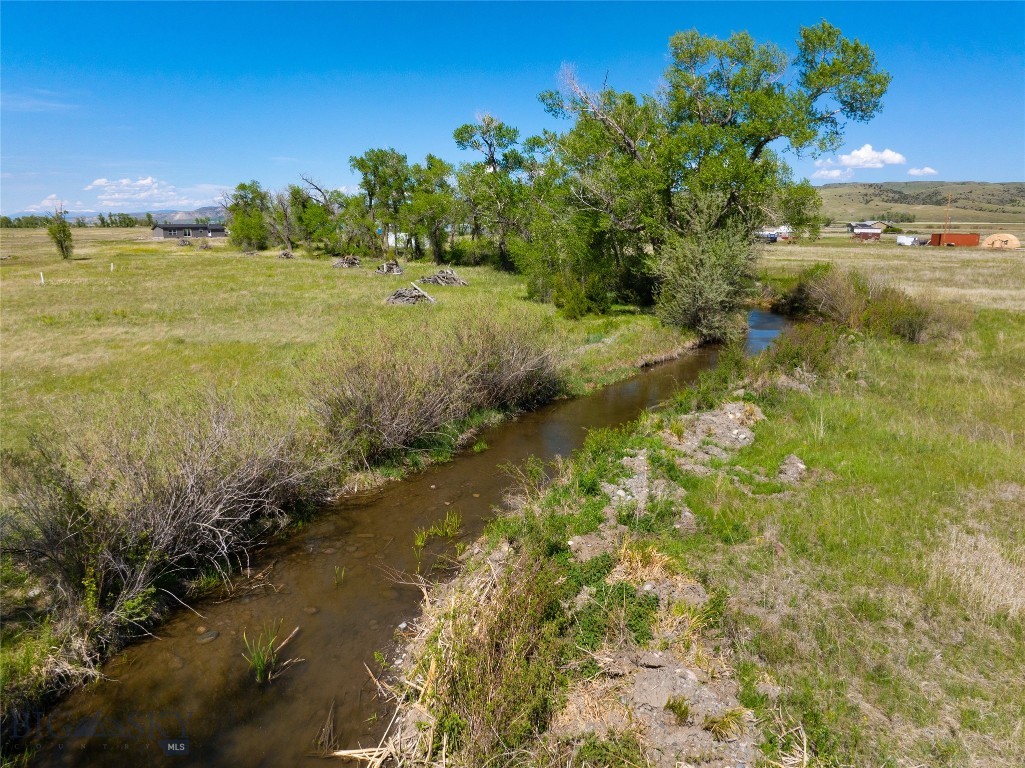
[[81, 176, 225, 209], [812, 168, 853, 181], [837, 144, 907, 169], [908, 166, 938, 176], [811, 143, 907, 181], [1, 90, 76, 112], [23, 194, 66, 213]]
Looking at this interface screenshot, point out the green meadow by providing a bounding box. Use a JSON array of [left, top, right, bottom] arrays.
[[0, 228, 690, 449]]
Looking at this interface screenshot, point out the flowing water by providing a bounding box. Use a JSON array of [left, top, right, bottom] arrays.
[[23, 311, 786, 767]]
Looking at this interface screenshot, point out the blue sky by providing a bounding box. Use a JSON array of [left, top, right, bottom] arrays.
[[2, 1, 1023, 215]]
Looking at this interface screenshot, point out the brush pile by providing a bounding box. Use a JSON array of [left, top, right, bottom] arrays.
[[385, 287, 432, 305], [375, 260, 404, 275], [418, 268, 468, 286], [332, 256, 361, 268]]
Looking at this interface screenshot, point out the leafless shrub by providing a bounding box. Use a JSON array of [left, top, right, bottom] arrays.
[[799, 268, 969, 342], [310, 315, 561, 463], [1, 395, 328, 651]]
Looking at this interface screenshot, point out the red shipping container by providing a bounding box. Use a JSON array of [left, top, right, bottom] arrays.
[[930, 233, 980, 247]]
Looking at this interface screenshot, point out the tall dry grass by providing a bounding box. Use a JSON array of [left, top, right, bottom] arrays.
[[931, 528, 1025, 619]]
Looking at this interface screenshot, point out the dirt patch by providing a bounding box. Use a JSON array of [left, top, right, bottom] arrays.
[[663, 402, 764, 476], [555, 406, 776, 767], [776, 454, 808, 485]]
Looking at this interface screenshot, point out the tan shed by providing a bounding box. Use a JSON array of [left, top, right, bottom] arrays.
[[982, 233, 1021, 249]]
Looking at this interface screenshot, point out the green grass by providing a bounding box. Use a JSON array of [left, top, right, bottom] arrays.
[[645, 308, 1025, 766], [0, 228, 692, 450], [390, 272, 1024, 765], [241, 620, 282, 684], [0, 228, 695, 740]]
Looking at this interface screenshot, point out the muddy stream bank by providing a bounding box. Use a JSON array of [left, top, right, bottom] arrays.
[[24, 311, 786, 767]]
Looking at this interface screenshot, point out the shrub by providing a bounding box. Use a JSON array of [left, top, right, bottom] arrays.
[[311, 309, 562, 463], [770, 263, 833, 317], [861, 285, 931, 342], [805, 268, 871, 328], [673, 340, 748, 412], [553, 273, 612, 320], [654, 226, 754, 343], [1, 395, 325, 652], [775, 267, 963, 343], [46, 212, 74, 260], [760, 323, 845, 376]]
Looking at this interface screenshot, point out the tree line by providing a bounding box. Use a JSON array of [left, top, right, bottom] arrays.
[[225, 24, 889, 338], [0, 212, 153, 228]]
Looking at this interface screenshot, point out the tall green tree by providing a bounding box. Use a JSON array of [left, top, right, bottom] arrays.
[[453, 114, 527, 270], [349, 148, 410, 254], [404, 154, 455, 262], [296, 177, 350, 255], [224, 181, 271, 250], [533, 22, 890, 331]]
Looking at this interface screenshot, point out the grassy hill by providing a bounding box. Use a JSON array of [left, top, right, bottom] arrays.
[[817, 181, 1025, 226]]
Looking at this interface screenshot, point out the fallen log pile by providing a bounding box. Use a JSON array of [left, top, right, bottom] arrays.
[[374, 260, 403, 275], [331, 255, 361, 268], [385, 283, 436, 305], [418, 268, 468, 286]]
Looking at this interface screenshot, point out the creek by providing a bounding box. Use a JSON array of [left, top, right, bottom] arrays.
[[26, 310, 786, 767]]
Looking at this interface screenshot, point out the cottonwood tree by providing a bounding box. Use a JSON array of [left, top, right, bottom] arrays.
[[534, 21, 890, 335], [224, 181, 271, 250], [349, 148, 410, 255], [404, 154, 455, 262], [453, 115, 528, 270]]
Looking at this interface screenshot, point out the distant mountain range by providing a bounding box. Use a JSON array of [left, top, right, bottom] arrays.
[[29, 205, 228, 224], [817, 181, 1025, 225], [143, 206, 226, 224]]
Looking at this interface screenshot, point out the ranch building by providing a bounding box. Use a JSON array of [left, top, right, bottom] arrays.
[[152, 223, 227, 238]]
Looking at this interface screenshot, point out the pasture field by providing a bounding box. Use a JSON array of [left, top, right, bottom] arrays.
[[384, 243, 1025, 767], [0, 227, 690, 726], [761, 236, 1025, 311], [0, 228, 689, 450]]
